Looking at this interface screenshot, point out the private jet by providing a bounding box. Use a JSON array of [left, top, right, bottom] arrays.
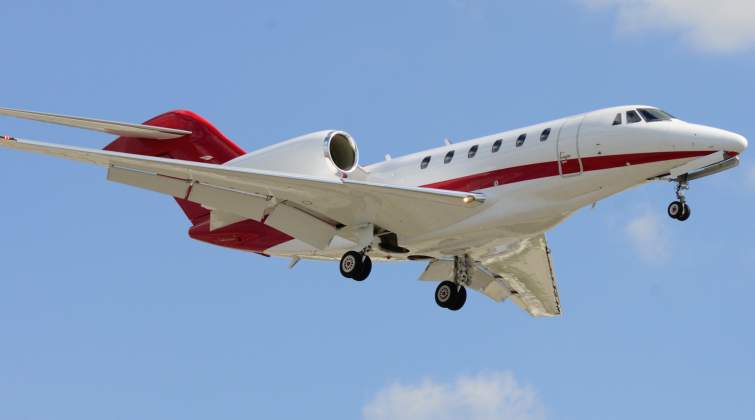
[[0, 106, 746, 315]]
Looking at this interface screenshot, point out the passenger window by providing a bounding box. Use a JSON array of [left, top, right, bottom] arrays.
[[516, 133, 526, 147], [540, 128, 551, 142], [613, 113, 622, 125], [492, 139, 502, 153], [468, 145, 478, 158], [626, 110, 642, 124], [444, 150, 455, 164], [420, 156, 431, 169]]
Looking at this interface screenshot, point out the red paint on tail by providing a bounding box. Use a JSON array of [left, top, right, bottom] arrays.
[[103, 110, 293, 253], [104, 110, 245, 225]]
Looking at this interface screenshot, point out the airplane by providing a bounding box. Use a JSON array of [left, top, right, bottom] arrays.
[[0, 105, 747, 315]]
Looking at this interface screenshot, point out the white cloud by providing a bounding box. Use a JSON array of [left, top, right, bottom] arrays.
[[581, 0, 755, 53], [625, 212, 669, 262], [362, 372, 546, 420]]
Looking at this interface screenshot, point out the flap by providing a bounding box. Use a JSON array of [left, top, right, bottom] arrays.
[[479, 235, 561, 317], [265, 203, 336, 249], [419, 235, 561, 317]]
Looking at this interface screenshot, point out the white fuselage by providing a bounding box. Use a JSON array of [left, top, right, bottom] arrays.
[[244, 105, 747, 260]]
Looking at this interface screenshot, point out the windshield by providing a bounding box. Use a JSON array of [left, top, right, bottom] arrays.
[[637, 108, 675, 122]]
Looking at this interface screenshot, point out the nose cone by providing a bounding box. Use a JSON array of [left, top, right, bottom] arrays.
[[727, 132, 748, 154], [714, 128, 748, 155], [689, 124, 748, 154]]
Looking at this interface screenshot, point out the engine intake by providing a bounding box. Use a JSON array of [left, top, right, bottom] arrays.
[[227, 129, 361, 179], [324, 131, 358, 173]]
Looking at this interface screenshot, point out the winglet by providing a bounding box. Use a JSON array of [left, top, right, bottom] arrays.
[[0, 107, 192, 140]]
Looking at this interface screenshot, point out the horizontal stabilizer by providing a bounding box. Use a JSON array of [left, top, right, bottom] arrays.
[[0, 107, 191, 140]]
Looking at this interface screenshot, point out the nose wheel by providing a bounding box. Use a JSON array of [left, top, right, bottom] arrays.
[[668, 177, 691, 222], [667, 201, 691, 221], [340, 250, 372, 281]]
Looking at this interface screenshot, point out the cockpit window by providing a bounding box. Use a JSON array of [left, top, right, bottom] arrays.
[[612, 113, 622, 126], [626, 110, 642, 124], [637, 108, 674, 122]]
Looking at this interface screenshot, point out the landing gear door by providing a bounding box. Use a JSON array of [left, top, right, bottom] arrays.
[[556, 115, 585, 176]]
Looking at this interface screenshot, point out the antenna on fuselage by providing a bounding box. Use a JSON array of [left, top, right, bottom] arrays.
[[444, 138, 452, 145]]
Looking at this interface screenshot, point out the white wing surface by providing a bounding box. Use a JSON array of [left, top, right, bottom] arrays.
[[0, 137, 486, 247], [420, 235, 561, 317]]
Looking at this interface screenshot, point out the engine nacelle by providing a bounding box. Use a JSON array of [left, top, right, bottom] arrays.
[[227, 130, 359, 178]]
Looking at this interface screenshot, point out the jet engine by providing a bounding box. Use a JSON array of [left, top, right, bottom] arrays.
[[229, 130, 359, 178]]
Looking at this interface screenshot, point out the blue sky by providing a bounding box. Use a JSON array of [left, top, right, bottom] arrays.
[[1, 1, 754, 419]]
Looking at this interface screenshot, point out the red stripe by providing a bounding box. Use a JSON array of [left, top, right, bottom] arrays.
[[198, 150, 712, 253], [422, 151, 713, 192]]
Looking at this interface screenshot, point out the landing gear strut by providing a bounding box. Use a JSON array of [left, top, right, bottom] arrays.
[[668, 177, 691, 221], [435, 255, 470, 311], [340, 250, 372, 281]]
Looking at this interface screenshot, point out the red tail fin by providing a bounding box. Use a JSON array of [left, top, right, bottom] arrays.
[[104, 110, 246, 225]]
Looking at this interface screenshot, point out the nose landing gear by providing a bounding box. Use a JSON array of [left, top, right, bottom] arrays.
[[667, 177, 691, 221], [667, 201, 690, 221]]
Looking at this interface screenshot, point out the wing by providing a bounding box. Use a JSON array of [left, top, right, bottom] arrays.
[[0, 137, 486, 248], [420, 234, 561, 317]]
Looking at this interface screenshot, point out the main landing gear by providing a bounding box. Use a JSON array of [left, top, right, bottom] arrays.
[[435, 255, 471, 311], [435, 281, 467, 311], [667, 177, 691, 222], [339, 250, 372, 281]]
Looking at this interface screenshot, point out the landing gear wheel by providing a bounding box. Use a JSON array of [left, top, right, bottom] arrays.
[[340, 251, 372, 281], [340, 251, 362, 278], [678, 204, 691, 221], [669, 177, 692, 221], [435, 281, 456, 308], [352, 254, 372, 281], [667, 201, 683, 219], [434, 281, 467, 311], [446, 286, 467, 311]]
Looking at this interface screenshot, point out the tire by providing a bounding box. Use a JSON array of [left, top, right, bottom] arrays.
[[435, 281, 456, 308], [446, 286, 467, 311], [351, 255, 372, 281], [667, 201, 683, 219], [339, 251, 362, 278], [677, 204, 691, 221]]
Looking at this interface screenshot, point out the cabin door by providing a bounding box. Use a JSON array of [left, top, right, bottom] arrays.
[[556, 115, 584, 176]]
